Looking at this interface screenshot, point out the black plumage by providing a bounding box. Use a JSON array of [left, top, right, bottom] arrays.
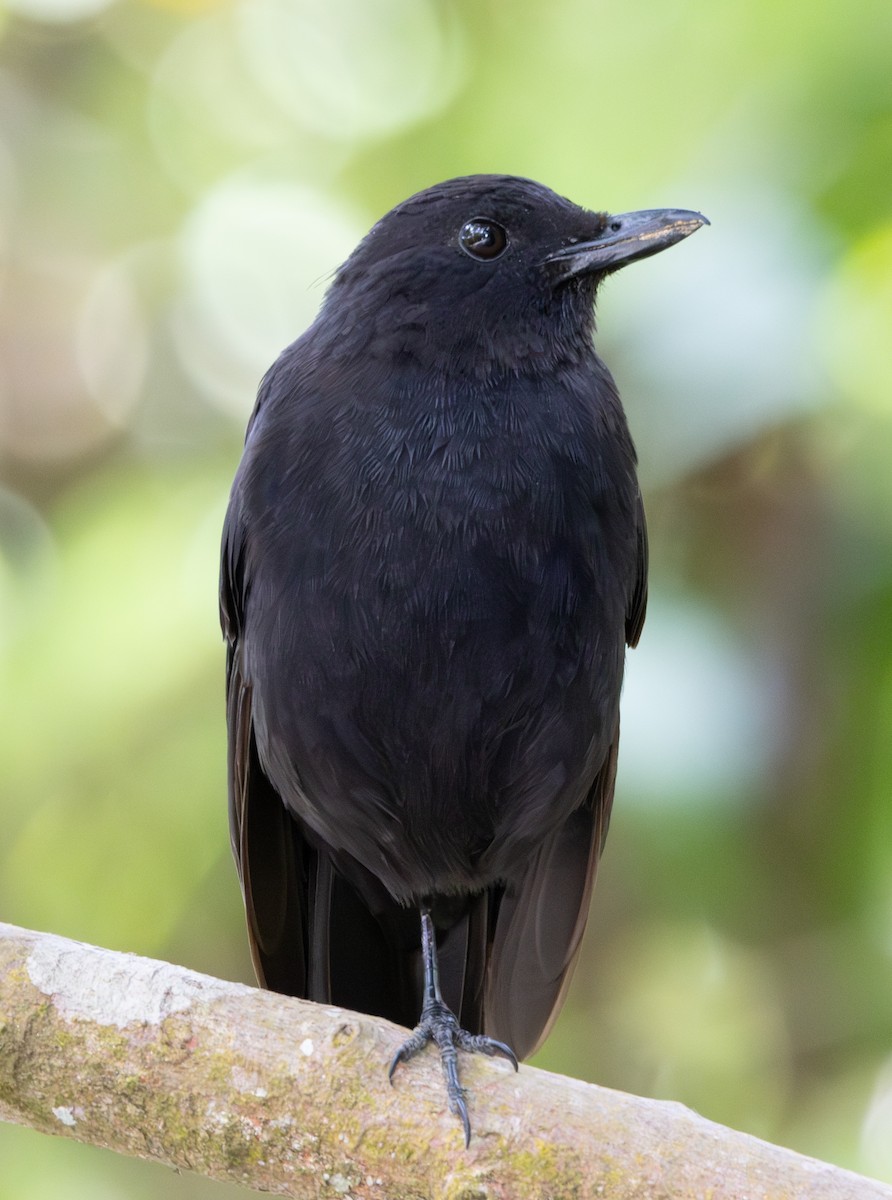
[[220, 175, 706, 1140]]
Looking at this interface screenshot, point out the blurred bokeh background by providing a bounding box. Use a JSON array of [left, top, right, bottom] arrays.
[[1, 0, 891, 1193]]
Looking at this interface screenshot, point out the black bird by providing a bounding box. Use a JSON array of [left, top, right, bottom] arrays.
[[220, 175, 706, 1142]]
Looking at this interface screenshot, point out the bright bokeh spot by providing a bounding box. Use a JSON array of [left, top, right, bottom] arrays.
[[861, 1057, 892, 1180], [172, 175, 365, 416], [0, 255, 144, 462], [76, 258, 149, 429], [606, 923, 789, 1135], [603, 185, 830, 484], [618, 592, 779, 805], [146, 0, 465, 194], [820, 223, 892, 416], [3, 0, 113, 19], [236, 0, 467, 141]]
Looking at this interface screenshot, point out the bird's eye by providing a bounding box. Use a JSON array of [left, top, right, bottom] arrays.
[[458, 218, 508, 261]]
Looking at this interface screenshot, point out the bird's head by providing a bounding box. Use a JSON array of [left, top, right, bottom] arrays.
[[318, 175, 707, 375]]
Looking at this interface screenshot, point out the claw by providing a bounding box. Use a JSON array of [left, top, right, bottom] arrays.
[[455, 1031, 518, 1071], [389, 998, 516, 1143], [455, 1091, 471, 1148], [388, 908, 518, 1143]]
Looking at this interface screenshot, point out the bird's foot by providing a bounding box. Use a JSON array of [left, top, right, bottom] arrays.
[[388, 999, 518, 1145]]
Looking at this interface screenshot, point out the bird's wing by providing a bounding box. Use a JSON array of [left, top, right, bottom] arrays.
[[626, 488, 648, 648], [483, 735, 618, 1059], [484, 491, 647, 1058], [222, 490, 428, 1022], [221, 496, 309, 996]]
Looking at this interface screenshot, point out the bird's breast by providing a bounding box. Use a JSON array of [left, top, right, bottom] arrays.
[[244, 371, 637, 898]]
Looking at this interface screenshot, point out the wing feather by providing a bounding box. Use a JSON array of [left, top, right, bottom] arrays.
[[483, 486, 646, 1058], [222, 499, 308, 995], [483, 737, 618, 1059]]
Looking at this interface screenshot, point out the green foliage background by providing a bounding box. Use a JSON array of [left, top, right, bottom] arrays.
[[1, 0, 891, 1193]]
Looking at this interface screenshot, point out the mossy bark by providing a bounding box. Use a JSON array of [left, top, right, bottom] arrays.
[[0, 921, 889, 1200]]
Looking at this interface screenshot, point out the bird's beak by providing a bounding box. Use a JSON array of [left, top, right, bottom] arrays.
[[544, 208, 709, 283]]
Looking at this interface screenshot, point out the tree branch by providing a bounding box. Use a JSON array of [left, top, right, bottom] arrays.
[[0, 921, 887, 1199]]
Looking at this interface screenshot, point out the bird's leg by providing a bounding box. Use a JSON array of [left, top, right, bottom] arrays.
[[388, 907, 518, 1145]]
